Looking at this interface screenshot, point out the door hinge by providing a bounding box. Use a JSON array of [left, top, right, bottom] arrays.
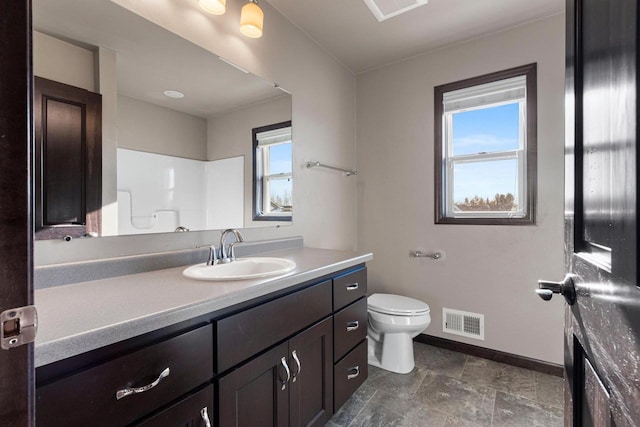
[[1, 305, 37, 350]]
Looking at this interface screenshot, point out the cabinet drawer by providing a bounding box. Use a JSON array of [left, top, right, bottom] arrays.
[[36, 324, 213, 427], [217, 280, 332, 372], [334, 340, 368, 412], [136, 385, 213, 427], [333, 268, 367, 311], [333, 298, 368, 362]]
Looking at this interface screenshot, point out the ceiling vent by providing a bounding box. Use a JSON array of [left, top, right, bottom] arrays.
[[363, 0, 429, 22]]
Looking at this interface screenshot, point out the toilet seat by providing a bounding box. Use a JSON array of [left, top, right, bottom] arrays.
[[368, 293, 430, 316]]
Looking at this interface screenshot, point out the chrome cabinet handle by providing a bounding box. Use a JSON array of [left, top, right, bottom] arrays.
[[116, 367, 170, 400], [279, 357, 291, 390], [346, 321, 359, 332], [291, 350, 301, 382], [345, 282, 359, 291], [200, 407, 212, 427], [347, 366, 360, 380]]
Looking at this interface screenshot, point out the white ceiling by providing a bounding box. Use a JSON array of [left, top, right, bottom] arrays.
[[268, 0, 564, 74]]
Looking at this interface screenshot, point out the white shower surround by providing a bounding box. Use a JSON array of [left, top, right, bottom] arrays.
[[117, 149, 243, 234]]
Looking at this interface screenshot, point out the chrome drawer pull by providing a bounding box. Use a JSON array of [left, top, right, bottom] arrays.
[[116, 367, 170, 400], [279, 357, 291, 390], [346, 321, 360, 332], [200, 407, 212, 427], [347, 366, 360, 380], [291, 350, 301, 382], [345, 282, 359, 291]]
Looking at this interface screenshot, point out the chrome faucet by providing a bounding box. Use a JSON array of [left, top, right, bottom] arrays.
[[219, 229, 244, 263]]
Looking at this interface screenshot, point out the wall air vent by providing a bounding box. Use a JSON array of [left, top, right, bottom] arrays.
[[443, 308, 485, 340], [363, 0, 429, 22]]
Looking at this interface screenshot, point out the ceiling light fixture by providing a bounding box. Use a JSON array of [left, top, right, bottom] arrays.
[[240, 0, 264, 39], [197, 0, 265, 38], [164, 90, 185, 99], [198, 0, 226, 15]]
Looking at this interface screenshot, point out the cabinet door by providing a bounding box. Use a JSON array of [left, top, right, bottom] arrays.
[[136, 385, 213, 427], [34, 76, 102, 239], [218, 342, 290, 427], [288, 318, 333, 427]]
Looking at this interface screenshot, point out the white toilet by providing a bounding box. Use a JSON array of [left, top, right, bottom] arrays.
[[367, 293, 431, 374]]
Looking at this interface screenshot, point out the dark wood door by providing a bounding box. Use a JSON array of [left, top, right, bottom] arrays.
[[218, 342, 290, 427], [288, 318, 333, 427], [559, 0, 640, 425], [0, 1, 35, 426], [34, 77, 102, 240]]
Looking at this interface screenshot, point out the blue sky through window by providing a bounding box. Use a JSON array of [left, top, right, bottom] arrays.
[[451, 103, 520, 204], [453, 103, 519, 155], [267, 142, 292, 208], [269, 143, 292, 174]]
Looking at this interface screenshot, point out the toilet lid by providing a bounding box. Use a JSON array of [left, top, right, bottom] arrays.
[[368, 293, 430, 315]]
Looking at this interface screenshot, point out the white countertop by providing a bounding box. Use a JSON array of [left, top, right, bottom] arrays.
[[35, 247, 372, 367]]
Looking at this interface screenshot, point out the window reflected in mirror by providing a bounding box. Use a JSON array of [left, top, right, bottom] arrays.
[[253, 121, 293, 221]]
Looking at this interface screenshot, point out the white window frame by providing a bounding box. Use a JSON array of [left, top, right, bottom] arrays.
[[258, 141, 292, 217], [253, 122, 292, 220], [443, 98, 527, 219]]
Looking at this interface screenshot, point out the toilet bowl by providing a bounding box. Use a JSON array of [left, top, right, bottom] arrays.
[[367, 293, 431, 374]]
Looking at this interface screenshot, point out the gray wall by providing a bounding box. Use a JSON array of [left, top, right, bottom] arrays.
[[355, 15, 566, 364], [33, 31, 95, 91], [118, 94, 208, 160]]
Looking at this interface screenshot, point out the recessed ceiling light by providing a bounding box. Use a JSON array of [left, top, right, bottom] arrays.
[[164, 90, 185, 99]]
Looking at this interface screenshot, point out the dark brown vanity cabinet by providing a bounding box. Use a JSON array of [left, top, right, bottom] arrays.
[[137, 385, 214, 427], [216, 279, 334, 427], [36, 325, 214, 427], [218, 318, 333, 427], [216, 267, 369, 424], [331, 268, 369, 412], [35, 265, 369, 427]]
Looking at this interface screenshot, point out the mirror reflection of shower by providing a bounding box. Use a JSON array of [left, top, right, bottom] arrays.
[[117, 150, 243, 235]]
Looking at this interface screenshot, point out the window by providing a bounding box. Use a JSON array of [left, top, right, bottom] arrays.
[[434, 64, 537, 225], [253, 121, 292, 221]]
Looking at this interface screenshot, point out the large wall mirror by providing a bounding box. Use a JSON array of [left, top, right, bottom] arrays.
[[32, 0, 293, 239]]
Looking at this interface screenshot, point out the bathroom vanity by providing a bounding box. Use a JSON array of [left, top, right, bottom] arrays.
[[34, 248, 371, 427]]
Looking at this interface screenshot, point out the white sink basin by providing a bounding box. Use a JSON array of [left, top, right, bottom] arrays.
[[182, 257, 296, 281]]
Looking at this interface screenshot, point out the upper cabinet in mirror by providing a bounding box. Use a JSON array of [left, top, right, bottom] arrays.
[[32, 0, 292, 239]]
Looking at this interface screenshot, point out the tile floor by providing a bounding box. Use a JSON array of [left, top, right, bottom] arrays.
[[328, 342, 564, 427]]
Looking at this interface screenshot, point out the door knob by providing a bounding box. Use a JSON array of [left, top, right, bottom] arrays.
[[537, 275, 576, 305]]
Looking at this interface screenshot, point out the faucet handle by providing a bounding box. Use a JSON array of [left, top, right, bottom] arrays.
[[197, 244, 219, 266], [228, 242, 245, 261]]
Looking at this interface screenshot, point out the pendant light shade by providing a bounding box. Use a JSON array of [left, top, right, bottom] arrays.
[[240, 0, 264, 38], [198, 0, 226, 15]]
